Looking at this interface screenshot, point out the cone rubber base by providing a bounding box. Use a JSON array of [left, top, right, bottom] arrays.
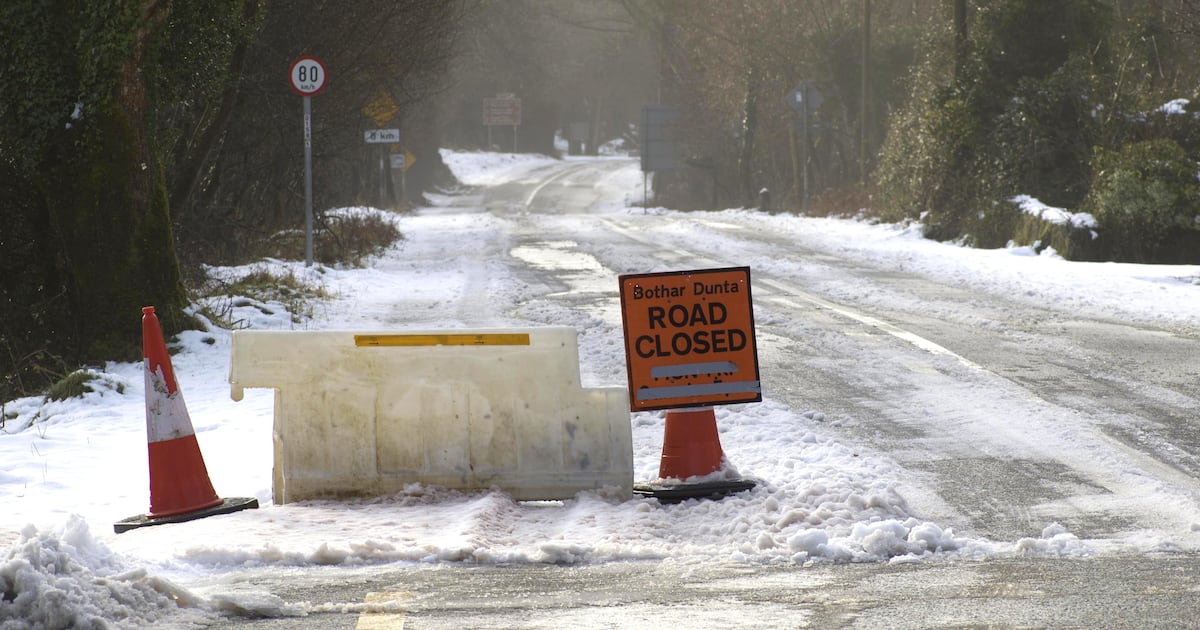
[[633, 478, 757, 504], [114, 497, 259, 534]]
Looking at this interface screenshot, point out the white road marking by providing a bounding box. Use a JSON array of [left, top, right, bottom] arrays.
[[601, 215, 984, 371]]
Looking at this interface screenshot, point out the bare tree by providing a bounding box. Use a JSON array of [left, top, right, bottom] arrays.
[[622, 0, 937, 211], [439, 0, 655, 158], [179, 0, 467, 263]]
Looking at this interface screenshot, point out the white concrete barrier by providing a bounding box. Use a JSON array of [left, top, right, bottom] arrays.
[[229, 327, 632, 504]]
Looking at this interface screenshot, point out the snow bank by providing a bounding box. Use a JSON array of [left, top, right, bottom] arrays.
[[0, 517, 211, 628]]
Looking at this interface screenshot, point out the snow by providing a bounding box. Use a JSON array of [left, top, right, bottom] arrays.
[[4, 150, 1200, 626], [1010, 194, 1098, 230], [440, 151, 561, 187], [1160, 98, 1190, 116]]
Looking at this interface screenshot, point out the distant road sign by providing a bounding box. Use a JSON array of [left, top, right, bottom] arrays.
[[788, 81, 823, 113], [389, 149, 416, 171], [363, 92, 399, 127], [619, 267, 761, 411], [639, 105, 680, 172], [289, 56, 327, 96], [364, 129, 400, 143], [483, 95, 522, 126]]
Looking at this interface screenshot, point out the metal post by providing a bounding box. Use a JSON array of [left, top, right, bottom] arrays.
[[861, 0, 871, 187], [388, 157, 398, 205], [303, 95, 313, 267], [379, 146, 387, 206], [802, 93, 810, 213], [513, 125, 518, 153]]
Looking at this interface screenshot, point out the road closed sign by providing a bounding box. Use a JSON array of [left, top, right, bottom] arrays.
[[618, 267, 761, 411]]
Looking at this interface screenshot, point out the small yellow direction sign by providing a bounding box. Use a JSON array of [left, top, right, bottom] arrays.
[[389, 149, 416, 172]]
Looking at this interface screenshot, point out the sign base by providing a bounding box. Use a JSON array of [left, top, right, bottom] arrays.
[[632, 478, 757, 504]]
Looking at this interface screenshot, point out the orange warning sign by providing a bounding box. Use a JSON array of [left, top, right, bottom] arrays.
[[618, 267, 761, 411]]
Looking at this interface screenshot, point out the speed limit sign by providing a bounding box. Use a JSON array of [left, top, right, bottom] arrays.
[[289, 56, 327, 96], [291, 56, 327, 267]]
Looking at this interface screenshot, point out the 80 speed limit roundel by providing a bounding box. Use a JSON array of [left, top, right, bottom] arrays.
[[289, 56, 327, 96]]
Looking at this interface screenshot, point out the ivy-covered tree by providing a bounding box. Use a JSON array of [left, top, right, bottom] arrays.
[[0, 0, 259, 400]]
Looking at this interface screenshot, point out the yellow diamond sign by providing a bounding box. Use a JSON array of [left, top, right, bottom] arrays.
[[363, 92, 399, 127]]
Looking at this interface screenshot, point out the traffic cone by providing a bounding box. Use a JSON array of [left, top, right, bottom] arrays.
[[658, 407, 726, 479], [633, 406, 757, 503], [115, 306, 257, 533]]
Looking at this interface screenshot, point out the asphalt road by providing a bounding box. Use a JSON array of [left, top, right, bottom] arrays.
[[211, 553, 1200, 628], [207, 156, 1200, 628]]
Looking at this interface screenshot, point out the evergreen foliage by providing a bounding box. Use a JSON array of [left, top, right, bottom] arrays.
[[876, 0, 1200, 262], [877, 0, 1111, 246], [1084, 139, 1200, 263]]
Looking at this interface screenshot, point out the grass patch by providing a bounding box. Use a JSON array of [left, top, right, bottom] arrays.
[[44, 371, 98, 402], [193, 267, 330, 329], [43, 369, 124, 403], [265, 211, 403, 267]]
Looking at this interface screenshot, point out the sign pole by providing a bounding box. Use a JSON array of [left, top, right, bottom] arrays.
[[303, 95, 313, 267], [787, 83, 823, 215], [379, 146, 387, 206]]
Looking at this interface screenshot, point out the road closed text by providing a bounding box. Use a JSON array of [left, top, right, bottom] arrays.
[[635, 301, 748, 358]]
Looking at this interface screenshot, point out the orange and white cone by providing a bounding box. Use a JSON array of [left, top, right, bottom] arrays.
[[115, 306, 257, 533], [658, 407, 727, 479], [633, 406, 757, 503]]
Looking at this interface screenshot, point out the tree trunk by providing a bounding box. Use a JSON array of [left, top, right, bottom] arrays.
[[39, 1, 186, 362], [954, 0, 969, 80]]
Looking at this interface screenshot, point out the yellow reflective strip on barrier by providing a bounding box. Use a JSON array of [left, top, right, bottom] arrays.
[[355, 333, 531, 347]]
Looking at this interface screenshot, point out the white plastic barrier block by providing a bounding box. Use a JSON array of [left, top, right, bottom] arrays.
[[229, 327, 633, 504]]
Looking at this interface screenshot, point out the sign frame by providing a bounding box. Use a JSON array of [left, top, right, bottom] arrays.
[[618, 267, 761, 412]]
